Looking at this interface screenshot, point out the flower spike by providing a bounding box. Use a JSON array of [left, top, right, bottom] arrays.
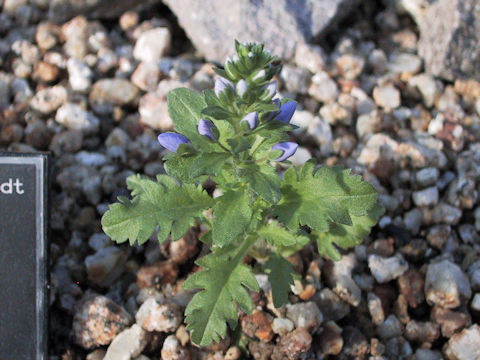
[[198, 119, 218, 141], [158, 133, 190, 152], [272, 142, 298, 161], [275, 101, 297, 123]]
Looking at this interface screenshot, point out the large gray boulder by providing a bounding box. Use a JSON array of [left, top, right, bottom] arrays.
[[162, 0, 359, 63], [393, 0, 480, 81], [47, 0, 159, 23]]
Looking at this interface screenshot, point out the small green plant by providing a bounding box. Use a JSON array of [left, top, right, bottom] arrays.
[[102, 41, 382, 346]]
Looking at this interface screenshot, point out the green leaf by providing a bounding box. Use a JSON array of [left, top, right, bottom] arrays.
[[102, 196, 170, 246], [265, 253, 295, 308], [258, 221, 296, 247], [190, 152, 230, 177], [213, 189, 252, 246], [101, 175, 213, 245], [167, 88, 213, 150], [273, 161, 378, 232], [183, 245, 259, 346], [314, 203, 384, 260], [202, 106, 234, 121], [239, 164, 281, 204], [164, 153, 202, 183]]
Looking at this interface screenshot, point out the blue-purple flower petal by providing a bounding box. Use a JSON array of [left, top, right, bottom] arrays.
[[241, 112, 258, 130], [272, 142, 298, 161], [275, 101, 297, 123], [214, 77, 234, 97], [158, 132, 190, 152], [198, 118, 218, 141]]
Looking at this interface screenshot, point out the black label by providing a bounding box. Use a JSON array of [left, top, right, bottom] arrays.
[[0, 154, 48, 360]]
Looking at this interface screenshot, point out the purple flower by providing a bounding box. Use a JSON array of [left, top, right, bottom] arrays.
[[241, 112, 258, 130], [236, 79, 248, 96], [215, 77, 234, 97], [264, 80, 277, 98], [275, 101, 297, 123], [272, 142, 298, 161], [198, 118, 218, 141], [158, 132, 190, 152]]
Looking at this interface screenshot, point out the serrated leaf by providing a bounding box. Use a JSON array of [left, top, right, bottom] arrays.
[[258, 221, 296, 247], [314, 203, 384, 260], [239, 164, 281, 204], [273, 161, 378, 232], [164, 153, 205, 183], [213, 189, 252, 246], [167, 88, 214, 150], [102, 175, 213, 245], [265, 253, 295, 308], [102, 196, 169, 246], [190, 152, 230, 177], [183, 245, 259, 346]]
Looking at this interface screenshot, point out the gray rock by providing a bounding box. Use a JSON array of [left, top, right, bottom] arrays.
[[409, 0, 480, 81], [103, 324, 149, 360], [272, 318, 295, 336], [408, 74, 440, 108], [162, 0, 359, 62], [425, 260, 472, 309], [73, 294, 133, 349], [135, 297, 182, 333], [161, 335, 191, 360], [139, 92, 171, 130], [444, 325, 480, 360], [412, 186, 439, 207], [324, 254, 362, 306], [30, 85, 67, 114], [286, 301, 323, 332], [368, 255, 409, 283], [67, 58, 92, 92], [89, 78, 139, 114], [55, 103, 100, 133], [467, 260, 480, 291], [388, 52, 422, 75], [294, 43, 327, 73], [414, 349, 443, 360], [415, 167, 439, 187], [308, 71, 339, 103], [373, 84, 401, 110], [85, 246, 126, 287], [471, 293, 480, 311], [368, 292, 385, 325], [314, 288, 351, 322], [133, 28, 171, 63], [404, 208, 422, 235], [48, 0, 158, 23], [377, 314, 403, 340], [280, 64, 311, 94], [432, 203, 462, 225]]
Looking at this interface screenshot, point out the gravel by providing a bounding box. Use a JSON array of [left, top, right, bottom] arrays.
[[1, 1, 479, 359]]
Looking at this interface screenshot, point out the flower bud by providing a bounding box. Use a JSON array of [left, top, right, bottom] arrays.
[[252, 69, 266, 81], [241, 112, 258, 130], [264, 81, 277, 98], [271, 142, 298, 161], [236, 79, 248, 97], [198, 119, 219, 141], [158, 133, 190, 152], [214, 77, 234, 97], [275, 101, 297, 123]]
